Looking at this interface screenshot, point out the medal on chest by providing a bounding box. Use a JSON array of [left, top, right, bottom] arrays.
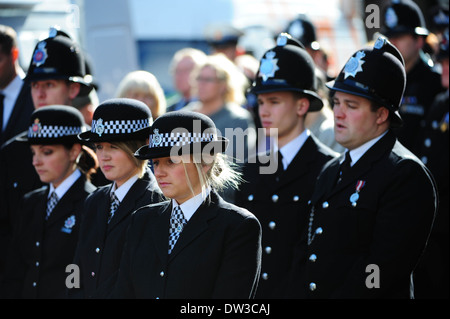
[[350, 180, 365, 207]]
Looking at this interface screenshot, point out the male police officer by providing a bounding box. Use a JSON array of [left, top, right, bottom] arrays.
[[381, 0, 445, 155], [0, 28, 92, 283], [292, 37, 437, 298], [235, 33, 338, 298]]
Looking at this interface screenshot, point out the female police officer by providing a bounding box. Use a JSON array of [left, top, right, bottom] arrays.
[[70, 98, 162, 298]]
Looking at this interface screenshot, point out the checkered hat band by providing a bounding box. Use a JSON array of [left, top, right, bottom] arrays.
[[91, 118, 150, 135], [28, 125, 82, 138], [149, 132, 215, 148]]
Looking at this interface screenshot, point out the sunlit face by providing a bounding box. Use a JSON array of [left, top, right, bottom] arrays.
[[258, 91, 308, 147], [174, 56, 195, 96], [94, 142, 139, 188], [195, 66, 225, 104], [332, 91, 389, 150], [31, 79, 80, 109], [31, 144, 80, 188], [153, 156, 206, 204]]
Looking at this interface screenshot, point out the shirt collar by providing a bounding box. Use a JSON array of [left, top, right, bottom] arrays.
[[49, 169, 82, 199], [111, 174, 139, 202], [345, 130, 388, 166], [277, 129, 310, 170], [171, 187, 211, 222]]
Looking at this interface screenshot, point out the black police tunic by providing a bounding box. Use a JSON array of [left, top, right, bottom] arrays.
[[2, 176, 96, 298], [235, 134, 337, 298], [296, 130, 437, 298], [395, 57, 444, 155]]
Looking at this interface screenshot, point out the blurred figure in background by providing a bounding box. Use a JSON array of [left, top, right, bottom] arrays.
[[116, 70, 166, 119], [166, 48, 207, 112], [205, 23, 244, 63], [381, 0, 445, 155], [0, 24, 34, 147], [185, 53, 256, 202]]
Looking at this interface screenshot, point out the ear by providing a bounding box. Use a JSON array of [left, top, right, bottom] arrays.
[[69, 143, 82, 162], [68, 82, 81, 100], [376, 107, 390, 125], [296, 97, 310, 117], [12, 47, 19, 63]]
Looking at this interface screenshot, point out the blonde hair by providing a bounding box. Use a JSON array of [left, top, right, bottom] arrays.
[[116, 70, 166, 117], [112, 139, 149, 178], [191, 53, 248, 105], [182, 152, 242, 202], [169, 48, 207, 75]]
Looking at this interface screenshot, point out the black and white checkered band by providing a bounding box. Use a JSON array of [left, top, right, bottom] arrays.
[[149, 130, 216, 148], [91, 118, 151, 136], [28, 124, 82, 138]]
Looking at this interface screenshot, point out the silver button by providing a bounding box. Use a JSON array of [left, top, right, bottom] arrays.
[[322, 202, 329, 209], [265, 246, 272, 254], [91, 272, 95, 277], [35, 261, 40, 267], [160, 271, 165, 277], [247, 194, 254, 201], [309, 254, 317, 262], [95, 247, 100, 253], [262, 273, 269, 280], [421, 156, 428, 165], [309, 282, 316, 291], [32, 282, 37, 287], [293, 195, 299, 202], [272, 194, 279, 203], [424, 138, 431, 147], [315, 227, 323, 235], [35, 241, 40, 247], [13, 182, 18, 188], [432, 121, 439, 129], [268, 221, 276, 230]]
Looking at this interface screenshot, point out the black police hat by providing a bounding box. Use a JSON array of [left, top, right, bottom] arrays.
[[381, 0, 429, 38], [249, 33, 323, 112], [327, 36, 406, 127], [134, 110, 228, 160], [284, 14, 320, 51], [25, 29, 92, 96], [17, 105, 86, 145], [78, 98, 152, 143]]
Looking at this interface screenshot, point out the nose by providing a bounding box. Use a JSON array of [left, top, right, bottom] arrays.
[[258, 102, 269, 118], [32, 154, 41, 167]]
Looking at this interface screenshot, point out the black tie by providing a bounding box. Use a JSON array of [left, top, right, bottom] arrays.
[[275, 151, 284, 181], [337, 151, 352, 184]]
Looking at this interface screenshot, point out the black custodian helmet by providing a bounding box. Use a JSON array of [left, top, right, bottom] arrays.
[[381, 0, 429, 38], [250, 33, 323, 112], [25, 28, 93, 96], [327, 36, 406, 127], [78, 98, 152, 143]]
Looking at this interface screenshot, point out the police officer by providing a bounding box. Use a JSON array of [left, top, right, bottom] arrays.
[[293, 37, 437, 298], [414, 29, 449, 299], [1, 106, 97, 298], [234, 33, 338, 298], [70, 99, 163, 298], [381, 0, 445, 155], [0, 28, 93, 283]]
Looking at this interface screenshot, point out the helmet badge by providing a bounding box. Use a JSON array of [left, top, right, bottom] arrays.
[[344, 51, 366, 79], [259, 51, 279, 81]]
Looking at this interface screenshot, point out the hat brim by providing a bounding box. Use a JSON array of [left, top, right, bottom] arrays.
[[134, 137, 229, 160], [249, 85, 323, 112], [326, 80, 403, 128]]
